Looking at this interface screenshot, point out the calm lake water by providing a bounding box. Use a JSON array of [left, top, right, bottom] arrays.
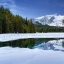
[[0, 38, 64, 64]]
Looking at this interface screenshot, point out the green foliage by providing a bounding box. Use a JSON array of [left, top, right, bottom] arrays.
[[35, 24, 64, 32], [0, 6, 36, 33]]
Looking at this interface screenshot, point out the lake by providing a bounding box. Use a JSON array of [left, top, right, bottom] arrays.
[[0, 38, 64, 64]]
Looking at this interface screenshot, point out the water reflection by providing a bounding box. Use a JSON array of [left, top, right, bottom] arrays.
[[0, 39, 64, 64], [0, 38, 64, 51], [34, 39, 64, 52], [34, 43, 55, 50], [0, 39, 36, 48]]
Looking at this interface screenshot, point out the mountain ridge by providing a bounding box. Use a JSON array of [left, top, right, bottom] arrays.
[[33, 14, 64, 27]]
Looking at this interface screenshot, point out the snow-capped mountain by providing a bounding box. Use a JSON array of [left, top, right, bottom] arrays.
[[33, 14, 64, 27]]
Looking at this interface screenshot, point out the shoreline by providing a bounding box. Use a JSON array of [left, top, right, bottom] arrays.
[[0, 33, 64, 42]]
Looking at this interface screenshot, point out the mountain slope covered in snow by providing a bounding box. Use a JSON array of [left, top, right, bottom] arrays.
[[33, 14, 64, 27]]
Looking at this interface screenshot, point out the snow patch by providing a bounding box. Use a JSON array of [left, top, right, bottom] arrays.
[[0, 33, 64, 42]]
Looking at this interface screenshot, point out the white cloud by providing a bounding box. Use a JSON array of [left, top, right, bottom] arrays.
[[0, 0, 26, 17], [0, 0, 15, 7], [0, 0, 16, 12]]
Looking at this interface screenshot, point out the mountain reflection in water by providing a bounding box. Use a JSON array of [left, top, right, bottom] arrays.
[[0, 38, 64, 52]]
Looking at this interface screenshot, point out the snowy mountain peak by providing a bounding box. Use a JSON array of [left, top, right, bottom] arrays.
[[34, 14, 64, 27], [35, 14, 58, 19]]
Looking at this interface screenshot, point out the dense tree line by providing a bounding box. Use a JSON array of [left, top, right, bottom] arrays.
[[35, 24, 64, 32], [0, 6, 36, 33]]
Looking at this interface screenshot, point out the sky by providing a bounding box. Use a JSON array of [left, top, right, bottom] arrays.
[[0, 0, 64, 18]]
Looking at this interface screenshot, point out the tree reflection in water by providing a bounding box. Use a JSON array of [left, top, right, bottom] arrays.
[[0, 38, 64, 52]]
